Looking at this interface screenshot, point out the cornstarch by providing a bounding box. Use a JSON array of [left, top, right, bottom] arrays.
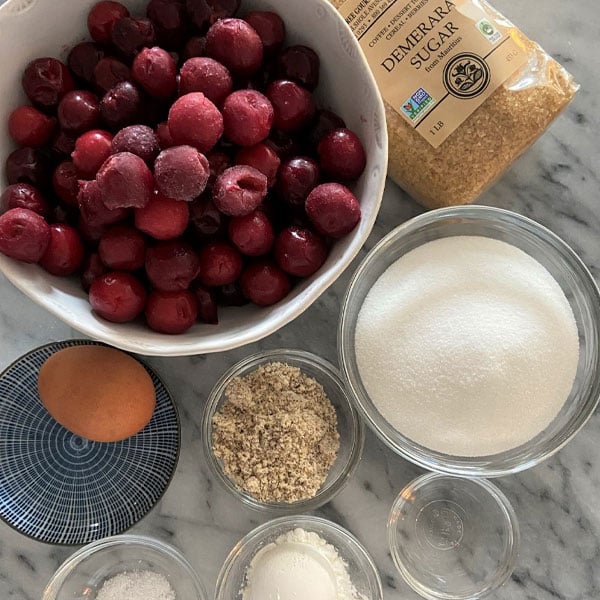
[[355, 236, 579, 456], [242, 528, 362, 600]]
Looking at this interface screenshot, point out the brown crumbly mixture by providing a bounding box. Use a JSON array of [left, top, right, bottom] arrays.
[[329, 0, 578, 209], [212, 362, 340, 503]]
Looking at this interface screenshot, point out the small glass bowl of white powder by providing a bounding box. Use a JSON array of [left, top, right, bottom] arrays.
[[215, 515, 382, 600], [43, 534, 207, 600], [339, 206, 600, 477]]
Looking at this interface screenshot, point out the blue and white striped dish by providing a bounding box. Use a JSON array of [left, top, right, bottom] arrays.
[[0, 340, 180, 545]]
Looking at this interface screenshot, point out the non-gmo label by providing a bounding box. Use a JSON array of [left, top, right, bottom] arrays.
[[401, 88, 435, 121], [477, 18, 502, 44]]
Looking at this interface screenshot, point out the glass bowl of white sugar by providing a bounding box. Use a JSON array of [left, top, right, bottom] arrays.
[[339, 205, 600, 477], [215, 515, 383, 600], [43, 534, 207, 600]]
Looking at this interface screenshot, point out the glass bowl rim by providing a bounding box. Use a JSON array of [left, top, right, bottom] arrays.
[[338, 205, 600, 477], [202, 348, 365, 513], [42, 533, 208, 599], [387, 473, 520, 600], [215, 514, 383, 600]]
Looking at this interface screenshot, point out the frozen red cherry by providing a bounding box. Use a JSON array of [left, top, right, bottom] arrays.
[[276, 45, 320, 91], [68, 42, 106, 84], [154, 145, 210, 202], [99, 224, 146, 271], [92, 57, 130, 94], [189, 195, 227, 239], [182, 35, 207, 60], [0, 208, 50, 263], [241, 260, 291, 306], [78, 179, 129, 227], [318, 128, 366, 181], [198, 241, 242, 286], [135, 192, 189, 240], [132, 47, 177, 99], [168, 92, 223, 153], [266, 80, 315, 133], [78, 214, 108, 243], [205, 18, 263, 77], [156, 121, 175, 149], [89, 271, 147, 323], [147, 0, 188, 49], [111, 125, 160, 164], [100, 81, 144, 131], [235, 144, 280, 188], [222, 90, 274, 147], [81, 252, 108, 292], [22, 57, 74, 109], [192, 283, 218, 324], [72, 129, 113, 178], [229, 210, 274, 256], [88, 1, 130, 43], [145, 290, 197, 333], [58, 90, 101, 135], [265, 129, 301, 160], [50, 130, 77, 160], [206, 150, 231, 189], [275, 226, 327, 277], [145, 240, 200, 291], [206, 0, 240, 21], [277, 156, 320, 209], [8, 106, 55, 147], [1, 184, 49, 217], [305, 182, 361, 238], [52, 161, 80, 207], [212, 165, 267, 216], [5, 147, 52, 191], [111, 17, 156, 58], [243, 11, 285, 58], [179, 57, 232, 106], [97, 152, 154, 210], [217, 281, 248, 306], [306, 109, 346, 147], [39, 224, 85, 276]]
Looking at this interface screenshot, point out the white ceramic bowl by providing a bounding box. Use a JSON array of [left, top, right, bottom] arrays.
[[0, 0, 387, 356]]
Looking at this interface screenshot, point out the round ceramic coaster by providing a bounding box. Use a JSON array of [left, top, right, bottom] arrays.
[[0, 340, 180, 545]]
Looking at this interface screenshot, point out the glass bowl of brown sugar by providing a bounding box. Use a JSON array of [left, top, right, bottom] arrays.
[[202, 349, 365, 513]]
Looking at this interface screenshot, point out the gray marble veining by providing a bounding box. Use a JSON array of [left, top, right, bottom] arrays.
[[0, 0, 599, 598]]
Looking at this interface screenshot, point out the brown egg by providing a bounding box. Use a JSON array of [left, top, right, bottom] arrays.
[[38, 345, 156, 442]]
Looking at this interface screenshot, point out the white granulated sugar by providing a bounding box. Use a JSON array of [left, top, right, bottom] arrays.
[[242, 528, 362, 600], [355, 236, 579, 457], [96, 570, 176, 600]]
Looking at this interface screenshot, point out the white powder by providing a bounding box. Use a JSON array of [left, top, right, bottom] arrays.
[[355, 236, 579, 457], [242, 528, 362, 600], [96, 570, 176, 600]]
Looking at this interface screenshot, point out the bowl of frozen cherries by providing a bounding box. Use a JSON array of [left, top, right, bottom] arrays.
[[0, 0, 387, 355]]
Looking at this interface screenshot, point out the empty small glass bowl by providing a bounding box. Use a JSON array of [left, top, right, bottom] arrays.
[[216, 515, 383, 600], [339, 206, 600, 477], [202, 349, 365, 513], [43, 534, 207, 599], [388, 474, 519, 600]]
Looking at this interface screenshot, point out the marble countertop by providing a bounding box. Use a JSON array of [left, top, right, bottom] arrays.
[[1, 0, 599, 598]]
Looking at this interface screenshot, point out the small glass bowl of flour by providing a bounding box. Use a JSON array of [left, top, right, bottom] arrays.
[[215, 515, 383, 600], [43, 534, 207, 600], [339, 206, 600, 477]]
